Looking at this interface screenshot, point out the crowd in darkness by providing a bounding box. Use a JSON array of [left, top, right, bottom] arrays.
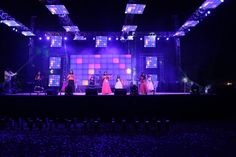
[[0, 117, 236, 157]]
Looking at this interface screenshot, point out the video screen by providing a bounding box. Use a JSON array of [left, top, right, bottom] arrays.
[[146, 56, 157, 68]]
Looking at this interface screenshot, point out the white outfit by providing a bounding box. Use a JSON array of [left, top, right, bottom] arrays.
[[115, 79, 123, 89], [147, 78, 154, 92]]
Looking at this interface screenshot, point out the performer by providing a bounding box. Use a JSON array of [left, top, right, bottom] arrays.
[[139, 72, 147, 95], [89, 75, 95, 87], [146, 75, 155, 95], [34, 71, 44, 92], [115, 75, 123, 89], [66, 70, 75, 93], [34, 71, 43, 87], [102, 71, 112, 94], [3, 68, 17, 93]]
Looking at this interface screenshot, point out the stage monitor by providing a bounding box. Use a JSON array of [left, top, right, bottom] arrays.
[[49, 57, 61, 69], [146, 57, 157, 68], [51, 36, 62, 47], [48, 75, 60, 87], [96, 36, 107, 47], [144, 36, 156, 47]]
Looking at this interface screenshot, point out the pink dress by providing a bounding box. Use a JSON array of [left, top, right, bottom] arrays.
[[139, 76, 148, 95], [102, 77, 112, 94]]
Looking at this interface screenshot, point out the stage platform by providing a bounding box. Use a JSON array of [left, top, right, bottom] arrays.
[[5, 92, 191, 96], [0, 93, 235, 121]]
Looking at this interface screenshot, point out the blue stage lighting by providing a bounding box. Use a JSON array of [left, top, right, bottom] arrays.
[[96, 36, 107, 47], [46, 5, 69, 15], [125, 4, 146, 14], [122, 25, 137, 32], [1, 20, 20, 27], [144, 36, 156, 47], [21, 31, 35, 36], [50, 36, 62, 47], [63, 26, 79, 32]]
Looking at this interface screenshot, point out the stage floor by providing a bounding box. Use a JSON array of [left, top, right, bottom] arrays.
[[6, 92, 190, 96]]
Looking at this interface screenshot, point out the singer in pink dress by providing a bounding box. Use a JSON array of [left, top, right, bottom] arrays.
[[102, 72, 112, 95]]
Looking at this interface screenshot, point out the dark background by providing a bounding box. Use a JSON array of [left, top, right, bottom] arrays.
[[0, 0, 235, 86]]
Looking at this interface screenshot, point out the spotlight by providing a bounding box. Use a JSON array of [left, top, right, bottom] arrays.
[[64, 37, 68, 40], [108, 37, 112, 41], [39, 37, 42, 40], [140, 37, 143, 40], [157, 37, 160, 40], [207, 11, 211, 14], [50, 69, 54, 74], [126, 68, 131, 74], [166, 37, 169, 40], [116, 37, 119, 40], [182, 77, 188, 83], [93, 37, 95, 40], [46, 36, 50, 40], [15, 29, 18, 32], [12, 28, 15, 31]]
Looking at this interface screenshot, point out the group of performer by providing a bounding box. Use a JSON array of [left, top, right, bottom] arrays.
[[64, 70, 156, 95], [3, 68, 156, 95]]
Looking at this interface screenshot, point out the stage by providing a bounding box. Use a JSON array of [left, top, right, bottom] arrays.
[[5, 92, 190, 96], [0, 93, 235, 121]]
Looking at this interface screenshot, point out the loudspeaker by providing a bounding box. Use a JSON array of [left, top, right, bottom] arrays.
[[85, 88, 98, 96], [114, 89, 127, 96], [46, 88, 58, 96]]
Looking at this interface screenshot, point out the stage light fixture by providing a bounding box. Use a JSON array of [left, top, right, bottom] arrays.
[[21, 31, 35, 36], [183, 20, 199, 28], [166, 37, 169, 40], [108, 37, 112, 41], [64, 37, 68, 40], [46, 5, 69, 15], [157, 37, 160, 40], [126, 68, 131, 74], [74, 35, 86, 40], [122, 25, 137, 32], [174, 31, 185, 37], [200, 0, 223, 10], [125, 4, 146, 14], [140, 37, 143, 40], [39, 37, 42, 40], [46, 36, 50, 40], [1, 20, 20, 27], [63, 26, 79, 32]]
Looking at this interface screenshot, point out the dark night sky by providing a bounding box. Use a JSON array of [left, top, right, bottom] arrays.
[[0, 0, 235, 84]]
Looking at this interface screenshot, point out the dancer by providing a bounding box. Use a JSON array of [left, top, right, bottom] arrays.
[[34, 71, 44, 92], [89, 75, 95, 87], [139, 72, 147, 95], [146, 75, 155, 95], [66, 70, 75, 93], [115, 75, 123, 89], [102, 71, 112, 95], [3, 68, 17, 93]]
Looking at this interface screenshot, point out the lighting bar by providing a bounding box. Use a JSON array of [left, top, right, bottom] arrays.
[[122, 25, 137, 32], [1, 20, 21, 27], [173, 31, 185, 37], [125, 4, 146, 14], [200, 0, 223, 9], [183, 20, 199, 28], [63, 26, 79, 32], [21, 31, 35, 36], [73, 35, 86, 40], [46, 5, 69, 15]]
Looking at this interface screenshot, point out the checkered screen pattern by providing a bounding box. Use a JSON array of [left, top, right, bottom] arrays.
[[70, 55, 132, 86]]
